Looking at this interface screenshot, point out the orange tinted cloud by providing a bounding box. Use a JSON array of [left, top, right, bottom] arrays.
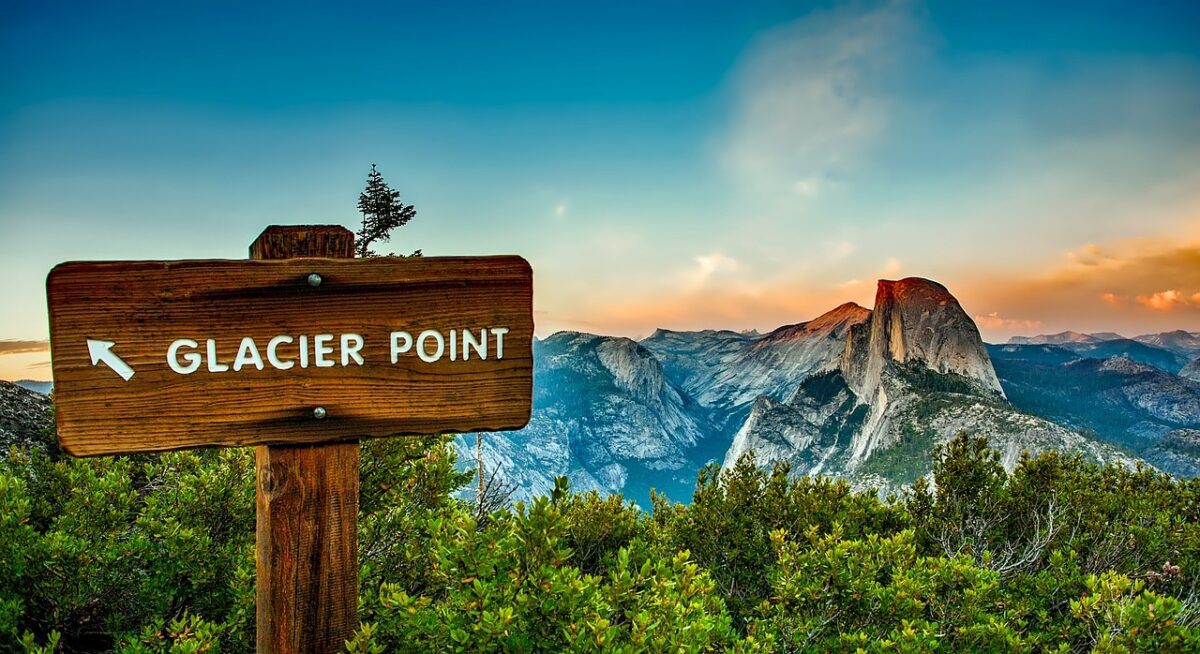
[[1137, 289, 1190, 311], [537, 237, 1200, 343], [964, 239, 1200, 339], [0, 339, 49, 355], [974, 312, 1043, 331]]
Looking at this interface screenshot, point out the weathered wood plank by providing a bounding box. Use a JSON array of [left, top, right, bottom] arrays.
[[254, 225, 359, 654], [250, 224, 356, 260], [256, 440, 360, 654], [47, 253, 533, 456]]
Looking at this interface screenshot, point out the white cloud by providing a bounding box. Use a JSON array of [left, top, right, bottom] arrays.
[[881, 257, 903, 277], [723, 1, 924, 195], [554, 203, 567, 219], [685, 252, 740, 289]]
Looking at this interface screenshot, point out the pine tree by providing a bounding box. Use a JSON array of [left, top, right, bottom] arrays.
[[356, 163, 419, 257]]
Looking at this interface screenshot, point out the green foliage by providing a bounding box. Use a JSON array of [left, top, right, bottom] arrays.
[[1, 433, 255, 652], [651, 458, 909, 627], [793, 370, 848, 405], [894, 361, 981, 397], [739, 528, 1020, 652], [4, 404, 1200, 652], [348, 490, 734, 652], [1071, 572, 1199, 653], [355, 163, 419, 257], [857, 422, 937, 484]]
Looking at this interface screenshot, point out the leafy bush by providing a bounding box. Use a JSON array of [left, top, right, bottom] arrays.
[[739, 528, 1019, 652], [3, 403, 1200, 652]]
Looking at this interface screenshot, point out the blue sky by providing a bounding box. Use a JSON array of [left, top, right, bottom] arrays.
[[3, 0, 1200, 379]]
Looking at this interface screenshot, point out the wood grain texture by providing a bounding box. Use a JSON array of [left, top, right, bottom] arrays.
[[250, 225, 356, 260], [46, 252, 533, 456], [253, 226, 359, 654], [256, 439, 360, 654]]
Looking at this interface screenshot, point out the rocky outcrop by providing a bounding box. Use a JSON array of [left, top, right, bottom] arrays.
[[843, 278, 1002, 400], [990, 349, 1200, 477], [1182, 358, 1200, 383], [1143, 429, 1200, 478], [723, 278, 1148, 490], [1096, 356, 1200, 425], [696, 303, 869, 416], [723, 366, 1136, 495], [642, 303, 869, 424], [0, 380, 54, 453], [458, 332, 716, 507], [640, 329, 756, 396], [722, 370, 864, 476]]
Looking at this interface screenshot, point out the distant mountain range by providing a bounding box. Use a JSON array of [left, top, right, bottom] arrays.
[[13, 380, 52, 395], [1006, 330, 1200, 372], [463, 279, 1199, 506], [9, 294, 1199, 507]]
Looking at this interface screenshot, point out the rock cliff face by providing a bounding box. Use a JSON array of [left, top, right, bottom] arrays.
[[639, 329, 756, 402], [823, 278, 1007, 467], [723, 277, 1142, 490], [843, 278, 1003, 400], [643, 303, 869, 426], [721, 370, 865, 477], [459, 332, 717, 507], [721, 367, 1135, 496]]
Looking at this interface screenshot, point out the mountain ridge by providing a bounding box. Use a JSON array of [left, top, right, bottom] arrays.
[[469, 278, 1197, 502]]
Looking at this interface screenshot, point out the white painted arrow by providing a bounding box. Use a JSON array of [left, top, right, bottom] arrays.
[[87, 339, 135, 381]]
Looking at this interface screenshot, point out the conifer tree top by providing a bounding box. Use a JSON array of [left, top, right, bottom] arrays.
[[356, 164, 418, 257]]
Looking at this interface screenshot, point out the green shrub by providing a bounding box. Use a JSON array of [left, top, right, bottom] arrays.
[[4, 405, 1200, 652]]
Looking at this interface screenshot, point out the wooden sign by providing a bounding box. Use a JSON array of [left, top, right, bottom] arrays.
[[47, 253, 533, 456]]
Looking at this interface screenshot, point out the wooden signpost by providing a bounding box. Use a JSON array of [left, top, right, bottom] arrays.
[[45, 225, 534, 652]]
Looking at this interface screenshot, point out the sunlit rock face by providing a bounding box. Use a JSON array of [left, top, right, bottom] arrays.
[[842, 278, 1003, 401], [717, 277, 1141, 493]]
